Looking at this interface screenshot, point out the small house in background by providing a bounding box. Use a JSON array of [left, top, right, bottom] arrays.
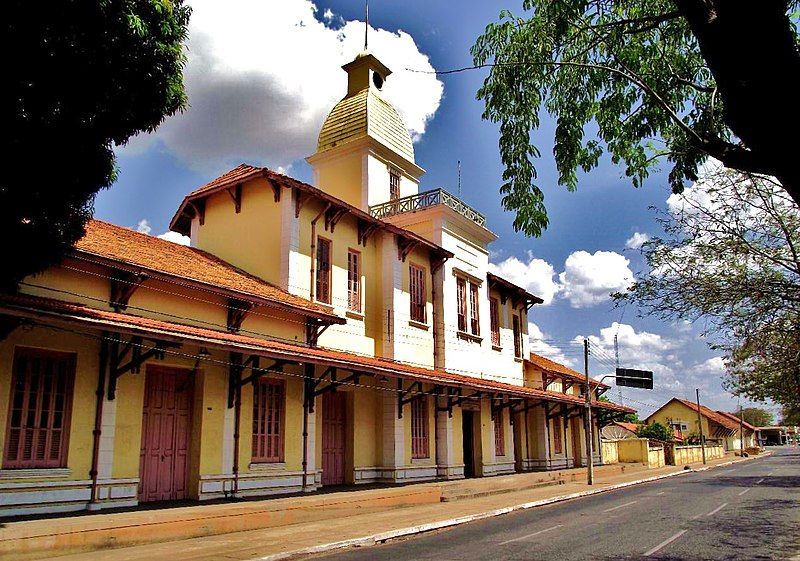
[[644, 398, 749, 451], [601, 421, 639, 440], [714, 410, 757, 451]]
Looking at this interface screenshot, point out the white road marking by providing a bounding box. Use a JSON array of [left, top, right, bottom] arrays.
[[656, 491, 666, 496], [756, 478, 765, 484], [603, 500, 638, 513], [738, 488, 751, 496], [690, 514, 702, 520], [706, 502, 728, 516], [644, 529, 688, 557], [499, 524, 564, 545]]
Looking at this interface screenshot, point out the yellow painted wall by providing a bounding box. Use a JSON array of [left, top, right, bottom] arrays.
[[313, 151, 363, 208], [0, 327, 97, 482], [617, 438, 650, 464], [648, 401, 710, 437], [352, 383, 381, 468], [194, 178, 285, 287], [479, 398, 492, 473]]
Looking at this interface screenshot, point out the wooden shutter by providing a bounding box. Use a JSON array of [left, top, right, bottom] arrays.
[[316, 237, 332, 304], [512, 315, 522, 358], [347, 249, 361, 312], [469, 283, 480, 335], [4, 348, 75, 469], [389, 169, 400, 201], [410, 265, 426, 323], [251, 378, 285, 463], [490, 297, 500, 347], [411, 395, 429, 459], [553, 420, 563, 454], [493, 409, 505, 456], [456, 277, 467, 332]]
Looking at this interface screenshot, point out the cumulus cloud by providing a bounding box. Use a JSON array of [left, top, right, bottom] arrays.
[[558, 251, 633, 308], [489, 253, 560, 305], [157, 231, 191, 246], [528, 322, 578, 368], [625, 232, 650, 250], [136, 219, 152, 235], [120, 0, 443, 173]]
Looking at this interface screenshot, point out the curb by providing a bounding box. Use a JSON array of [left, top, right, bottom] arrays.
[[251, 453, 768, 561]]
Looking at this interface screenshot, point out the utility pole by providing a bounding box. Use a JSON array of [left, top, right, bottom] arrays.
[[584, 339, 594, 485], [739, 400, 744, 455], [696, 388, 706, 464]]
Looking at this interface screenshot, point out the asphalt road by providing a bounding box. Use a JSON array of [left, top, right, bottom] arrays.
[[317, 447, 799, 561]]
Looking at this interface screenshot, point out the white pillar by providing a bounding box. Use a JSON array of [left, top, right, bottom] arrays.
[[381, 380, 404, 479], [435, 401, 462, 479]]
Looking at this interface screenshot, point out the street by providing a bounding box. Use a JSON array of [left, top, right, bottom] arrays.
[[317, 448, 799, 561]]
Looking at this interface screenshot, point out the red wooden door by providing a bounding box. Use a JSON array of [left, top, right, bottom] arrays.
[[139, 367, 193, 502], [321, 392, 346, 485]]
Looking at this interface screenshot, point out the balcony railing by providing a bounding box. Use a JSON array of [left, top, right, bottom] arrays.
[[369, 188, 486, 227]]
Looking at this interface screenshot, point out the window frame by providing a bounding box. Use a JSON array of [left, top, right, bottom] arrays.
[[512, 314, 522, 358], [490, 297, 501, 348], [409, 263, 427, 324], [251, 377, 286, 464], [493, 408, 505, 456], [552, 418, 563, 455], [316, 236, 332, 305], [411, 395, 429, 459], [468, 282, 480, 336], [347, 248, 361, 313], [389, 168, 401, 201], [456, 277, 467, 332], [3, 347, 76, 470]]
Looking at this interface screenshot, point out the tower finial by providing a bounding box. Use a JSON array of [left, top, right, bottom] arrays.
[[364, 0, 369, 50]]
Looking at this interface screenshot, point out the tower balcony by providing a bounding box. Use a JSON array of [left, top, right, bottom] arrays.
[[369, 188, 486, 228]]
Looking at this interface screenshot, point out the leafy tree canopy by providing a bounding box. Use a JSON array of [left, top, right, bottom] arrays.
[[472, 1, 800, 236], [731, 407, 774, 427], [615, 165, 800, 409], [2, 0, 191, 290], [636, 421, 674, 441]]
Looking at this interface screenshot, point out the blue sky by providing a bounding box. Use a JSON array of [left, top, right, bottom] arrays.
[[96, 0, 771, 418]]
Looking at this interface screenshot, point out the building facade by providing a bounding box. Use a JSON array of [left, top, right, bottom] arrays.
[[645, 398, 754, 451], [0, 49, 632, 517]]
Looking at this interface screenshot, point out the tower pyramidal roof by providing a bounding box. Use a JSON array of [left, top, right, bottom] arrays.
[[316, 50, 415, 164]]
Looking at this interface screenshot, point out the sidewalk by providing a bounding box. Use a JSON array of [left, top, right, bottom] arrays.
[[1, 453, 762, 561]]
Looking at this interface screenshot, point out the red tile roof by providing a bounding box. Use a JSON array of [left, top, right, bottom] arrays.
[[73, 220, 340, 323], [614, 421, 640, 433], [0, 292, 634, 414], [714, 410, 756, 432], [487, 273, 543, 306], [169, 164, 452, 261], [526, 352, 610, 388], [668, 398, 741, 431]]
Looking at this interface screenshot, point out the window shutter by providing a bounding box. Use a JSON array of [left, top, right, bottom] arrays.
[[252, 378, 285, 463], [490, 298, 500, 346], [456, 278, 467, 332], [411, 395, 429, 459]]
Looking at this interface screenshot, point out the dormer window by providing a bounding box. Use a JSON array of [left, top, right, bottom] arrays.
[[389, 169, 400, 201]]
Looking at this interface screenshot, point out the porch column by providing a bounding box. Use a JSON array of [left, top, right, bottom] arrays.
[[435, 400, 462, 479], [528, 405, 550, 470], [380, 378, 404, 480]]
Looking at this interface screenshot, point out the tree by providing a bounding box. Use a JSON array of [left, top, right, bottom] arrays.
[[615, 164, 800, 409], [622, 412, 640, 424], [471, 1, 800, 236], [731, 407, 774, 427], [2, 1, 191, 290], [779, 405, 800, 426], [636, 421, 674, 442]]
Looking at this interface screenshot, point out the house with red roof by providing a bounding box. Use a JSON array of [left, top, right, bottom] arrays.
[[0, 47, 633, 517], [645, 398, 754, 451]]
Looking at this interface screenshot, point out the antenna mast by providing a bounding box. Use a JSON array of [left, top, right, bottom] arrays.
[[364, 1, 369, 50], [458, 160, 462, 197]]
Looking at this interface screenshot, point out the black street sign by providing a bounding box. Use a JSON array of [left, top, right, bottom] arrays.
[[616, 368, 654, 389]]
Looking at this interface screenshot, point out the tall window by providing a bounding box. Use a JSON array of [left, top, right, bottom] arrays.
[[469, 283, 480, 335], [347, 249, 361, 312], [490, 297, 500, 347], [4, 348, 75, 469], [512, 315, 522, 358], [552, 420, 563, 454], [456, 277, 467, 332], [411, 395, 429, 458], [493, 409, 505, 456], [410, 264, 427, 323], [389, 169, 400, 201], [316, 237, 332, 304], [252, 378, 285, 463]]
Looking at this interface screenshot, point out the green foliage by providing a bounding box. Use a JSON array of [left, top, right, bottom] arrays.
[[616, 167, 800, 409], [779, 405, 800, 426], [471, 1, 800, 236], [2, 0, 191, 290], [621, 412, 640, 424], [731, 407, 774, 428], [636, 421, 674, 442]]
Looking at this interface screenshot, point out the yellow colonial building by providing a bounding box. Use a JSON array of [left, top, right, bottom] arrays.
[[645, 398, 755, 451], [0, 48, 632, 516]]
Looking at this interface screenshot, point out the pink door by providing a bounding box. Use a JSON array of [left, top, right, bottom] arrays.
[[139, 366, 193, 502], [321, 392, 346, 485]]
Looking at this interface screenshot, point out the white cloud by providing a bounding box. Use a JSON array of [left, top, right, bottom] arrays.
[[157, 231, 191, 246], [558, 250, 633, 308], [120, 0, 443, 173], [136, 219, 152, 235], [528, 322, 577, 368], [625, 232, 650, 250], [489, 253, 560, 305]]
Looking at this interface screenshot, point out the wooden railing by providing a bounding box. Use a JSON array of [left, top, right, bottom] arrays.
[[370, 189, 486, 227]]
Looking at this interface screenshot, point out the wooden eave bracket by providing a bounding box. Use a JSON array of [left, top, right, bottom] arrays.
[[188, 199, 206, 226], [430, 255, 448, 275], [110, 270, 150, 312], [325, 207, 349, 233], [266, 178, 281, 203], [294, 189, 310, 218], [542, 373, 556, 391], [306, 318, 332, 347], [397, 237, 419, 262], [227, 183, 243, 213], [596, 385, 609, 397], [562, 380, 574, 393], [227, 298, 253, 333], [435, 387, 462, 418], [107, 334, 181, 400], [397, 379, 424, 418], [358, 220, 381, 246], [304, 367, 362, 411], [227, 353, 294, 408], [545, 402, 563, 420], [490, 394, 518, 416]]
